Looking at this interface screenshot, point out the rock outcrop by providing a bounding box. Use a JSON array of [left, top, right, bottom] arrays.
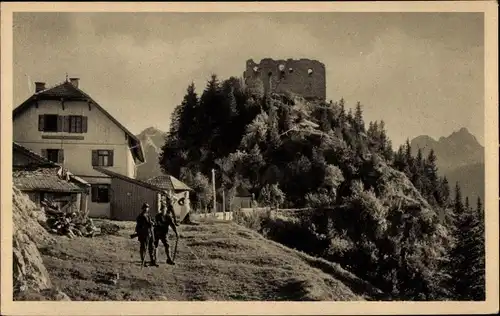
[[12, 186, 70, 301]]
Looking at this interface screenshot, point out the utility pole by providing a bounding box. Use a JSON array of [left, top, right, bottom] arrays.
[[212, 168, 216, 214], [222, 190, 226, 220]]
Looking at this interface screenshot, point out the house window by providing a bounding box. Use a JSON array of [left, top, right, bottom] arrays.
[[38, 114, 60, 132], [91, 184, 110, 203], [42, 148, 64, 163], [92, 150, 114, 167], [68, 115, 85, 133], [39, 114, 88, 133]]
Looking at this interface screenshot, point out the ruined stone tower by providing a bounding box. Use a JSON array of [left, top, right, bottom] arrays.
[[243, 58, 326, 100]]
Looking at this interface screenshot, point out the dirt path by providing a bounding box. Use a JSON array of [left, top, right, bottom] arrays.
[[39, 220, 383, 301]]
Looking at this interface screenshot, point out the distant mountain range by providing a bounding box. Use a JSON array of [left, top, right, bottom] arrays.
[[136, 126, 485, 203], [410, 127, 484, 203], [135, 127, 167, 181]]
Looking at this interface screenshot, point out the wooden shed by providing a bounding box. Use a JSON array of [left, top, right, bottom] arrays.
[[93, 166, 164, 221]]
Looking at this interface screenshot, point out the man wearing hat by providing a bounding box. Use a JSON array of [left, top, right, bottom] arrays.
[[154, 200, 179, 265], [135, 202, 158, 267]]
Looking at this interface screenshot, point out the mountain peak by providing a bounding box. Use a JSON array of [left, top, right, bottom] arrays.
[[445, 127, 480, 146], [137, 126, 166, 137], [410, 127, 484, 173]]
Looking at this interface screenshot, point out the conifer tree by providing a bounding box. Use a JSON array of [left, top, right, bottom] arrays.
[[412, 148, 425, 191], [354, 101, 365, 133], [338, 98, 346, 125], [466, 196, 485, 300], [403, 139, 413, 178], [425, 149, 439, 199], [449, 182, 485, 300], [378, 120, 393, 161]]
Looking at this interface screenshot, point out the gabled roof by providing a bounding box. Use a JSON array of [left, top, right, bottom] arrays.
[[145, 175, 193, 192], [94, 167, 164, 192], [13, 80, 145, 163]]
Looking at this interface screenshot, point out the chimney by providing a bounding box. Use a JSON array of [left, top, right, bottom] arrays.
[[69, 78, 80, 88], [35, 82, 46, 93]]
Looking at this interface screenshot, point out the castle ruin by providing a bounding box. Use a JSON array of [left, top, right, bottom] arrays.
[[243, 58, 326, 100]]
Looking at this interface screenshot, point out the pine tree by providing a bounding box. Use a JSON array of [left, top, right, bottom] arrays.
[[178, 82, 200, 144], [378, 120, 393, 161], [354, 101, 365, 133], [338, 98, 346, 125], [347, 108, 354, 125], [466, 196, 485, 300], [159, 83, 200, 177], [454, 182, 464, 217], [403, 139, 413, 178], [319, 108, 330, 132], [412, 148, 425, 191], [424, 149, 439, 204], [449, 183, 486, 300], [393, 145, 406, 171]]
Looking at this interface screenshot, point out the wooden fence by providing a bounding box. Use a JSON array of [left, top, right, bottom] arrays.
[[192, 207, 314, 222]]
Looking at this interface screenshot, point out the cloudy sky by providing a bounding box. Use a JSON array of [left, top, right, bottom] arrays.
[[13, 12, 484, 147]]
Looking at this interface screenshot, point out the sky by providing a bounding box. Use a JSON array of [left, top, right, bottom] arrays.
[[13, 12, 484, 147]]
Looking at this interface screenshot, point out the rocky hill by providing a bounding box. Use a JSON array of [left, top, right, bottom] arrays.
[[135, 127, 167, 180], [410, 128, 484, 201]]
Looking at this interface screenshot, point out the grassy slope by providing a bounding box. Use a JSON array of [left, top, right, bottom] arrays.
[[39, 219, 386, 301]]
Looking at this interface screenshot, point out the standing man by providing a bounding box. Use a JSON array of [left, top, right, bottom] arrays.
[[154, 198, 179, 265], [135, 202, 158, 267]]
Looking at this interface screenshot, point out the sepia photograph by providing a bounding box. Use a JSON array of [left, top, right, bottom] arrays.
[[1, 2, 498, 315]]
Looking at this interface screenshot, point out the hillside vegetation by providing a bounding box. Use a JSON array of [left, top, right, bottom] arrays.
[[159, 75, 485, 301]]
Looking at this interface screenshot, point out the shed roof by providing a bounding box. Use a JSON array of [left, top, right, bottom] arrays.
[[13, 167, 87, 193], [145, 175, 193, 192], [13, 142, 57, 167], [94, 167, 164, 192], [13, 142, 89, 193]]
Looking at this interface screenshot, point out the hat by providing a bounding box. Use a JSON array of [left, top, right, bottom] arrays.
[[142, 202, 150, 209]]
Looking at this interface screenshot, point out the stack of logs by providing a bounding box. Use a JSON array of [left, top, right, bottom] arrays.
[[41, 199, 99, 238]]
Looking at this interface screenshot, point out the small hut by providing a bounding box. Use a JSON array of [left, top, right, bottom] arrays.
[[145, 175, 193, 222]]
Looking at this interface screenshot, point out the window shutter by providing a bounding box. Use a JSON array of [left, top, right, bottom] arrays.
[[63, 116, 70, 133], [82, 116, 88, 133], [91, 150, 99, 166], [57, 115, 63, 132], [91, 185, 97, 202], [57, 150, 65, 163], [41, 149, 48, 158], [38, 115, 45, 131], [108, 150, 114, 166]]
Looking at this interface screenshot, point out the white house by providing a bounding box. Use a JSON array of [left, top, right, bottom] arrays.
[[13, 77, 145, 218]]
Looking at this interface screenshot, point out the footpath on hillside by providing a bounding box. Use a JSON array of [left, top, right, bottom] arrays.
[[36, 218, 386, 301]]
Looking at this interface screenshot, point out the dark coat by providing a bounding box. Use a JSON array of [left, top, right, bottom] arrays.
[[135, 212, 154, 238]]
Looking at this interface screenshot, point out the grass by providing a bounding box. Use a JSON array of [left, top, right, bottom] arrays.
[[38, 218, 384, 301]]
